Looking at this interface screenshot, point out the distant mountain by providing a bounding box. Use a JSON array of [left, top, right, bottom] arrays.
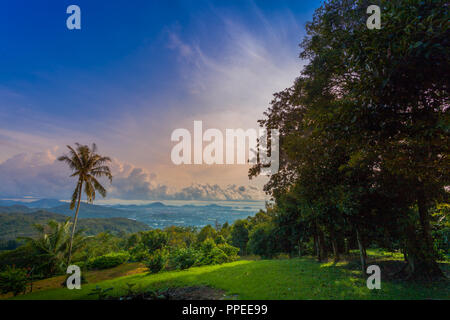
[[27, 199, 65, 208], [205, 204, 222, 208], [111, 202, 167, 209], [0, 210, 149, 240], [0, 199, 64, 209], [49, 202, 134, 218], [141, 202, 166, 208]]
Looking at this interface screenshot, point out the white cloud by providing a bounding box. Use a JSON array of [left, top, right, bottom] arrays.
[[0, 150, 264, 201]]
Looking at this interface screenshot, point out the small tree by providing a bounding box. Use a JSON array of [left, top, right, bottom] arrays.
[[0, 266, 28, 296]]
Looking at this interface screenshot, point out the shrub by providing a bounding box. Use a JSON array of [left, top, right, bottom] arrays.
[[169, 247, 200, 270], [199, 246, 229, 265], [0, 244, 43, 272], [217, 243, 240, 259], [129, 244, 151, 262], [145, 249, 168, 274], [88, 251, 130, 270], [0, 266, 28, 296], [198, 239, 239, 265], [141, 230, 169, 252]]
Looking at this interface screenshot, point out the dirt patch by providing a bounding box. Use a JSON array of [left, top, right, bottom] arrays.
[[165, 286, 227, 300], [114, 286, 227, 300]]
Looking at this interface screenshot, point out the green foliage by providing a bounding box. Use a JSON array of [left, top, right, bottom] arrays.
[[145, 249, 168, 274], [197, 238, 240, 265], [231, 220, 249, 255], [140, 230, 169, 252], [214, 235, 226, 245], [0, 266, 28, 296], [217, 243, 239, 259], [0, 244, 43, 273], [88, 251, 130, 270], [164, 226, 196, 249], [72, 232, 124, 262], [20, 219, 87, 277], [88, 285, 114, 300], [248, 0, 449, 277], [0, 211, 148, 242], [197, 225, 217, 243], [169, 247, 200, 270], [431, 204, 450, 258], [248, 223, 279, 259], [129, 243, 151, 262]]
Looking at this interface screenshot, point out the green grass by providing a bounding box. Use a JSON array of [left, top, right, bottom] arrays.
[[11, 254, 450, 300]]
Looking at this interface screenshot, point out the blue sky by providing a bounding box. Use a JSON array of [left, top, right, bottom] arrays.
[[0, 0, 321, 201]]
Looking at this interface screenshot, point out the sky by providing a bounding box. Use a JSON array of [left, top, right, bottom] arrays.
[[0, 0, 322, 201]]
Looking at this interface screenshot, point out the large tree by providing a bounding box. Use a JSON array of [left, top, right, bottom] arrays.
[[58, 143, 112, 265], [251, 0, 448, 279]]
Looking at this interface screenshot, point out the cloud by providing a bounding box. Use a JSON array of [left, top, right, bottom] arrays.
[[167, 32, 193, 58], [165, 11, 303, 128], [0, 150, 72, 199], [0, 150, 264, 201], [173, 184, 263, 201]]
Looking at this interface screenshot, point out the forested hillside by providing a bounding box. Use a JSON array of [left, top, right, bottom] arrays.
[[0, 210, 149, 241]]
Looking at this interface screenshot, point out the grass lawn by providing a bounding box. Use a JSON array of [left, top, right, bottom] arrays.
[[9, 250, 450, 300]]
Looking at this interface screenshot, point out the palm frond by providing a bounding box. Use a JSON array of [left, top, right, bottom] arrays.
[[70, 183, 80, 210], [90, 175, 108, 198], [84, 180, 95, 203]]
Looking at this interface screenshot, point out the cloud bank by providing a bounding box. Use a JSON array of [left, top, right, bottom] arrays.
[[0, 150, 265, 201]]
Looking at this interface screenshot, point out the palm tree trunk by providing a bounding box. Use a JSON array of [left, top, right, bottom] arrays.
[[67, 183, 82, 265]]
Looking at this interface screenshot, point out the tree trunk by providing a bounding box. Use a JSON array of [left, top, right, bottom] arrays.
[[331, 238, 339, 262], [404, 220, 444, 280], [417, 193, 436, 259], [356, 228, 366, 273], [317, 229, 327, 262], [313, 233, 319, 260], [344, 237, 349, 255], [67, 182, 82, 265], [329, 228, 339, 262]]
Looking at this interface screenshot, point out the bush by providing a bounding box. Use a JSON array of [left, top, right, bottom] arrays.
[[0, 266, 28, 296], [198, 239, 239, 265], [141, 230, 169, 252], [129, 244, 151, 262], [0, 245, 42, 272], [199, 246, 229, 265], [169, 247, 200, 270], [145, 249, 168, 273], [217, 243, 240, 259], [88, 251, 130, 270]]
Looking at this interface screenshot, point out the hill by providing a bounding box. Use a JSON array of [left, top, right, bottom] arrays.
[[0, 205, 33, 214], [0, 210, 149, 240]]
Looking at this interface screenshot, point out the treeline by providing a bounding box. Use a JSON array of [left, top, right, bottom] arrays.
[[0, 219, 241, 281], [248, 0, 449, 280]]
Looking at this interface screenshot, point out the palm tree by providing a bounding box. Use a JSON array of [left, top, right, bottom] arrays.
[[58, 143, 112, 264], [21, 219, 88, 276]]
